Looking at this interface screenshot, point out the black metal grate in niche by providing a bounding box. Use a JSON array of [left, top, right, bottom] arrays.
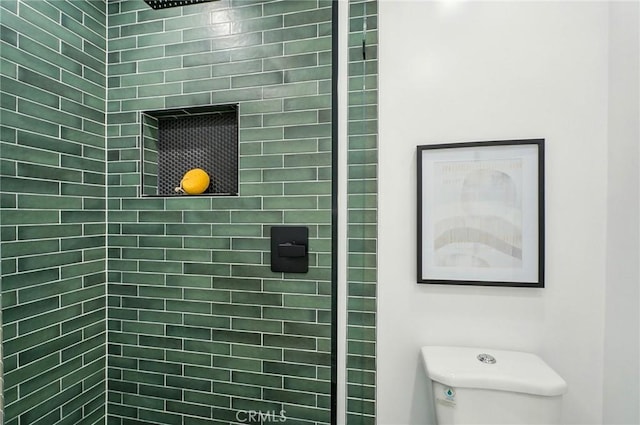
[[156, 111, 238, 196]]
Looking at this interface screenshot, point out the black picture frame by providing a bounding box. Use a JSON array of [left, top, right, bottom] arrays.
[[417, 139, 545, 288]]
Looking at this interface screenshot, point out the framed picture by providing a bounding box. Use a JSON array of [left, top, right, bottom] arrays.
[[417, 139, 544, 287]]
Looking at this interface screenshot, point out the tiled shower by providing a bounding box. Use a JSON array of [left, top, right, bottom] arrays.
[[0, 0, 377, 423]]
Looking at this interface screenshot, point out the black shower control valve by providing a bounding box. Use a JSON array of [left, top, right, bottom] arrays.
[[270, 226, 309, 273]]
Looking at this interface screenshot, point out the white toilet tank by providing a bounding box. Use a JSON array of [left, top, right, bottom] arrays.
[[421, 346, 568, 425]]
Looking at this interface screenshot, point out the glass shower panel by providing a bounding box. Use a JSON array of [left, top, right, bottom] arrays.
[[106, 1, 336, 424]]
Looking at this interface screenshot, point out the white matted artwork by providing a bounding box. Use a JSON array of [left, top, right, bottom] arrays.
[[417, 139, 544, 287]]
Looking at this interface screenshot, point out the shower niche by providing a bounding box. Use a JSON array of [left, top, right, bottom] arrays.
[[140, 104, 239, 197]]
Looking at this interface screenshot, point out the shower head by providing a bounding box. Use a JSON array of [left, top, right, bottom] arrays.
[[143, 0, 217, 9]]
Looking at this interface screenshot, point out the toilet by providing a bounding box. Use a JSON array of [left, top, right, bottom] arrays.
[[421, 346, 568, 424]]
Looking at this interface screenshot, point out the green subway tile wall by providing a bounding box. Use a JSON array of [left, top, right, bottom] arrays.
[[346, 1, 377, 424], [106, 1, 334, 424], [0, 0, 108, 424], [1, 0, 379, 423]]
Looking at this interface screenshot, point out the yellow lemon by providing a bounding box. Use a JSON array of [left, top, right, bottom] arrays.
[[175, 168, 210, 195]]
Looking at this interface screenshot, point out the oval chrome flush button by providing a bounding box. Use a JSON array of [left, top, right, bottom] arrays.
[[477, 353, 497, 364]]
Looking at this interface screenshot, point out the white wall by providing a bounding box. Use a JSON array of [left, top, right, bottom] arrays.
[[603, 2, 640, 424], [378, 1, 613, 424]]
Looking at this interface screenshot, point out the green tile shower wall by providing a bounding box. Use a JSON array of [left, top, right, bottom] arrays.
[[346, 1, 378, 424], [0, 0, 107, 424], [106, 1, 333, 424]]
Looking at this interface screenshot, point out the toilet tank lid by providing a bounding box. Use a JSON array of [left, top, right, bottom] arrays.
[[421, 346, 568, 396]]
